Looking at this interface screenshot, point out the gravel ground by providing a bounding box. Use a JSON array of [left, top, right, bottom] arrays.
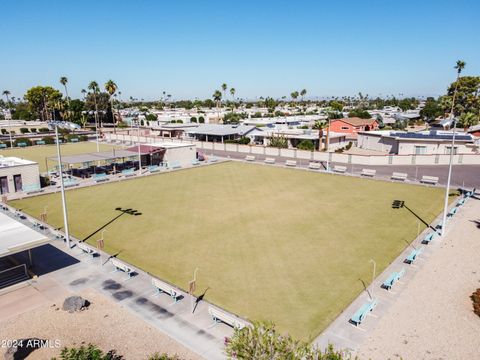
[[357, 198, 480, 360], [0, 288, 204, 360]]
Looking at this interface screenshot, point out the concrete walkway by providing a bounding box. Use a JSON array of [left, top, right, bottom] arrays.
[[0, 208, 231, 360]]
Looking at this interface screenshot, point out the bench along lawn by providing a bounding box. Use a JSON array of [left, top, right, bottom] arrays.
[[10, 162, 446, 340], [0, 142, 118, 172]]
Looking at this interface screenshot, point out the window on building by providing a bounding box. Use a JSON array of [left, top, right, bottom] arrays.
[[414, 146, 427, 155], [445, 146, 458, 155], [341, 126, 349, 130], [13, 174, 23, 192], [0, 177, 8, 194]]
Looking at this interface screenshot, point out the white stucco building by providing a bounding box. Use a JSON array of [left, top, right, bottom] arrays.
[[0, 156, 41, 195]]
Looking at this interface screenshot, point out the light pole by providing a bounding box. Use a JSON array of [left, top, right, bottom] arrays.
[[441, 117, 457, 236], [136, 120, 142, 173], [369, 259, 376, 300], [48, 121, 81, 249]]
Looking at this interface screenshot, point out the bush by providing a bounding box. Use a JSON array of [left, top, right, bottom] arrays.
[[67, 134, 79, 142], [146, 113, 157, 121], [14, 138, 32, 146], [55, 344, 122, 360], [198, 116, 205, 123], [80, 135, 88, 141], [225, 322, 354, 359], [38, 127, 50, 133], [20, 127, 30, 134], [472, 288, 480, 317], [42, 136, 55, 144], [1, 129, 7, 134], [296, 139, 314, 151], [147, 353, 182, 360], [190, 116, 197, 123], [268, 134, 288, 148], [30, 128, 37, 133], [346, 141, 353, 150], [225, 137, 250, 145]]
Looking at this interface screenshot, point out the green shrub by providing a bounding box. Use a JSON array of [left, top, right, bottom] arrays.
[[20, 127, 29, 134], [80, 135, 88, 141], [297, 139, 314, 151], [268, 134, 288, 148], [30, 128, 37, 133], [346, 141, 353, 150], [67, 134, 79, 142], [39, 127, 50, 133], [146, 113, 157, 121], [198, 116, 205, 123], [14, 138, 32, 146], [55, 344, 122, 360], [1, 129, 7, 134], [42, 136, 55, 144], [147, 353, 181, 360], [190, 116, 197, 123], [225, 322, 355, 359]]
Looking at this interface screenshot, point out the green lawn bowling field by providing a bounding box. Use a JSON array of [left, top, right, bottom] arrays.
[[10, 161, 448, 340]]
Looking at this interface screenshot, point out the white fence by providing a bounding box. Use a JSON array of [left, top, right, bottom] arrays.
[[105, 133, 480, 166]]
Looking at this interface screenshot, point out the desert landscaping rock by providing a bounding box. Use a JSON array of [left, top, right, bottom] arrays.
[[62, 296, 89, 313]]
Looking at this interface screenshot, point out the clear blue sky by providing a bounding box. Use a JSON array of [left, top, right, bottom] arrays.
[[1, 0, 479, 100]]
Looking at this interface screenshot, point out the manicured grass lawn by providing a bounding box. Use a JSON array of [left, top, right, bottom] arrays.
[[0, 142, 118, 172], [10, 162, 446, 340]]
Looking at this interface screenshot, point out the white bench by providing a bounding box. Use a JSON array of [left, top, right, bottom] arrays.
[[77, 242, 97, 258], [308, 162, 321, 170], [111, 258, 135, 278], [285, 160, 297, 167], [152, 278, 182, 305], [208, 306, 247, 329], [264, 157, 275, 164], [361, 168, 376, 177], [391, 172, 407, 181], [333, 165, 347, 173], [245, 155, 256, 162], [420, 175, 439, 185]]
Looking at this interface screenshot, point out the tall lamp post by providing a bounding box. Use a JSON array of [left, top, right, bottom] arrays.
[[440, 117, 457, 236], [48, 121, 81, 249]]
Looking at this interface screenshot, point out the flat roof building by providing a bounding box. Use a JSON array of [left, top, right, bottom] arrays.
[[0, 156, 40, 195]]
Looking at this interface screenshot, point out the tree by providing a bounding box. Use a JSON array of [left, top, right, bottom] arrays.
[[88, 81, 101, 127], [459, 112, 478, 130], [221, 83, 228, 101], [313, 120, 327, 150], [212, 90, 222, 123], [68, 99, 85, 124], [230, 87, 236, 101], [291, 91, 299, 102], [449, 60, 466, 118], [104, 79, 118, 131], [420, 97, 443, 121], [225, 322, 354, 360], [59, 76, 69, 103], [348, 109, 371, 119], [81, 88, 87, 100], [24, 86, 62, 121], [300, 89, 307, 102]]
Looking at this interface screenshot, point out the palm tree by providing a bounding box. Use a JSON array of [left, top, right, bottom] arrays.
[[230, 88, 236, 111], [59, 76, 69, 102], [300, 89, 307, 102], [213, 90, 222, 123], [449, 60, 466, 120], [2, 90, 13, 148], [81, 89, 87, 100], [291, 91, 299, 102], [105, 80, 118, 133], [88, 81, 100, 151], [221, 83, 227, 102], [313, 120, 327, 151]]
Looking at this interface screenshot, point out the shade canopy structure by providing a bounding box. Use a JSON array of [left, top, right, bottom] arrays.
[[47, 149, 139, 167], [0, 212, 50, 258]]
